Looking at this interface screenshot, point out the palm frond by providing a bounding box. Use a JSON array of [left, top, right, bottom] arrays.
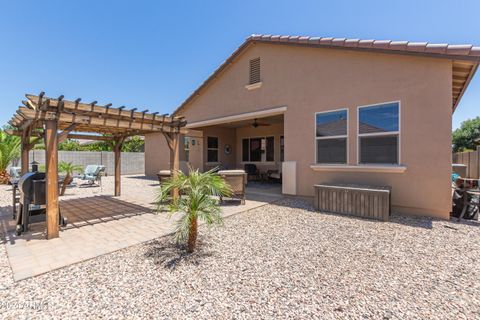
[[154, 167, 232, 246], [58, 161, 83, 174], [0, 130, 21, 172]]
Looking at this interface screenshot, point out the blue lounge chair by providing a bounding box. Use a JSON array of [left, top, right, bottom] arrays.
[[79, 165, 106, 187]]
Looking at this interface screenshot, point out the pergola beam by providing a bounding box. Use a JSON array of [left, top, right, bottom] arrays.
[[25, 94, 180, 124], [58, 123, 78, 144], [15, 107, 182, 133], [66, 134, 114, 141]]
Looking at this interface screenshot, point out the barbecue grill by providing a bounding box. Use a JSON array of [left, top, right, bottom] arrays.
[[16, 172, 67, 235]]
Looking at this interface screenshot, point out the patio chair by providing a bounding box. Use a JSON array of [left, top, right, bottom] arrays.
[[78, 165, 106, 187], [9, 166, 21, 185], [244, 164, 260, 181], [267, 163, 282, 182], [218, 170, 246, 205], [157, 170, 172, 185]]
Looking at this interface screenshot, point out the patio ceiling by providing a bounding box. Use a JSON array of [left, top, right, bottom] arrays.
[[452, 61, 478, 109], [186, 106, 287, 129], [215, 114, 284, 128]]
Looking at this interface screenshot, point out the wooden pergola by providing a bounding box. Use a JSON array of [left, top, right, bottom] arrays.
[[7, 92, 187, 239]]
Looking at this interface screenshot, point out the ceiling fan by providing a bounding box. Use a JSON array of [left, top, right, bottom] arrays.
[[251, 118, 270, 128]]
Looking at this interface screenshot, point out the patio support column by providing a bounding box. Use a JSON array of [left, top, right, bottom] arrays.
[[113, 136, 125, 197], [163, 132, 180, 200], [44, 119, 59, 239], [20, 131, 30, 175], [171, 133, 180, 200]]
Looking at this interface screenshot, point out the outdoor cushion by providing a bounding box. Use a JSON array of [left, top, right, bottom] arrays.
[[218, 170, 246, 175]]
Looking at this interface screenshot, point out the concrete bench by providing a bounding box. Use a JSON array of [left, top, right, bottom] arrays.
[[314, 183, 391, 221]]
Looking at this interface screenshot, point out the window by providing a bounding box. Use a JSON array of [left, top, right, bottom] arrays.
[[207, 136, 218, 163], [315, 110, 348, 164], [249, 57, 261, 85], [184, 137, 190, 162], [242, 136, 274, 162], [358, 102, 399, 164]]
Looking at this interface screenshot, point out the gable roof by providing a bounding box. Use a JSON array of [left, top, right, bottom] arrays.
[[173, 34, 480, 116]]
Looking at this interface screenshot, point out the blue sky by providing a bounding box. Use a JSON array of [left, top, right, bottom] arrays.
[[0, 0, 478, 129]]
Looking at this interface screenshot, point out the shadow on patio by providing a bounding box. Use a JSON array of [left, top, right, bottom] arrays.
[[0, 195, 155, 245], [61, 195, 154, 229]]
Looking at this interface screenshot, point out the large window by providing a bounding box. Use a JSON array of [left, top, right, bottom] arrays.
[[315, 109, 348, 164], [358, 102, 399, 164], [207, 136, 218, 163], [242, 136, 274, 162]]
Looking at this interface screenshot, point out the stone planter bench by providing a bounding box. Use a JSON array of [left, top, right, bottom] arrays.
[[314, 183, 391, 221]]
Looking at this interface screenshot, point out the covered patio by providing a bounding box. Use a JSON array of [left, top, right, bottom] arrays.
[[180, 106, 288, 193]]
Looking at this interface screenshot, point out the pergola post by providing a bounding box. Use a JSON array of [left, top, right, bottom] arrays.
[[163, 132, 180, 200], [114, 136, 125, 197], [172, 133, 180, 199], [20, 131, 30, 175], [44, 119, 59, 239]]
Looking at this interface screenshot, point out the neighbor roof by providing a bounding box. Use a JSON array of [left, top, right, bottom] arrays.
[[173, 34, 480, 115]]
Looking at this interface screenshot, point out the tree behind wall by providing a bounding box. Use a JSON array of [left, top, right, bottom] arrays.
[[452, 117, 480, 152], [33, 136, 144, 152], [0, 128, 21, 184]]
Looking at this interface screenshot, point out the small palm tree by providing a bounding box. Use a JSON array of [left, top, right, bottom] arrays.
[[58, 161, 83, 195], [156, 168, 232, 252], [0, 130, 21, 184]]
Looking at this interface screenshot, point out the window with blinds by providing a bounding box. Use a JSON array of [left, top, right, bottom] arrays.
[[249, 57, 261, 84]]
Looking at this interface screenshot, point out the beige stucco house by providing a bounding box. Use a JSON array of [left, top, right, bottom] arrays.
[[145, 34, 480, 219]]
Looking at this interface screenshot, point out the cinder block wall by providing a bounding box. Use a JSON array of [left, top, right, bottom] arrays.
[[29, 150, 145, 176]]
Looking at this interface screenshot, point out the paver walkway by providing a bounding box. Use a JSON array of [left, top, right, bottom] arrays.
[[0, 177, 282, 281]]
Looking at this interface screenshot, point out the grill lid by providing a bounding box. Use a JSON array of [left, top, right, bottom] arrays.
[[18, 172, 46, 199]]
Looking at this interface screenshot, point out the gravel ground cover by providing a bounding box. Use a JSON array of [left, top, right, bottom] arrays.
[[0, 180, 479, 319]]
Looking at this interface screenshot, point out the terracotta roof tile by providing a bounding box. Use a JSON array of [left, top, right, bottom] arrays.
[[249, 34, 479, 59], [298, 36, 310, 43], [372, 40, 391, 49], [332, 38, 346, 46], [389, 41, 409, 50], [319, 37, 333, 45], [425, 44, 448, 54], [344, 39, 360, 47], [446, 44, 473, 55], [471, 47, 480, 57], [406, 42, 428, 52], [358, 40, 375, 48]]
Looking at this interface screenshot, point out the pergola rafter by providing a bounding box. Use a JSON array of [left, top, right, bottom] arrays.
[[8, 92, 187, 240]]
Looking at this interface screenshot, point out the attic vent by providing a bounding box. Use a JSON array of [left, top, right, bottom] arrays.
[[249, 57, 261, 84]]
